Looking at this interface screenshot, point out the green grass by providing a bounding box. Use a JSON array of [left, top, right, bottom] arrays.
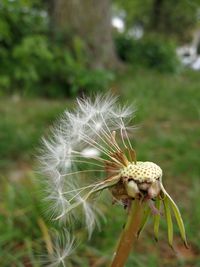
[[0, 98, 70, 169], [0, 68, 200, 266]]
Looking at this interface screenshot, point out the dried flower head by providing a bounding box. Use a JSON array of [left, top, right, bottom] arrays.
[[40, 94, 188, 253]]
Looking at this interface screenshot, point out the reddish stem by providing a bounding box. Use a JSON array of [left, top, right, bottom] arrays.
[[110, 200, 143, 267]]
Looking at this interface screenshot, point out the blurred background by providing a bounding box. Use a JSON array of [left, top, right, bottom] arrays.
[[0, 0, 200, 266]]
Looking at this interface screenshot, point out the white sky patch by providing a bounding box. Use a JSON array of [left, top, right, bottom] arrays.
[[191, 56, 200, 70], [176, 45, 200, 70], [176, 45, 197, 65], [112, 16, 125, 33]]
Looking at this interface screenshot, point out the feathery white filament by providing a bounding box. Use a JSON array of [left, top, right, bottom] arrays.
[[41, 230, 76, 267], [40, 94, 135, 236]]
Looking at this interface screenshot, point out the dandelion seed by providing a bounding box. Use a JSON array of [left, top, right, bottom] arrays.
[[40, 230, 76, 267], [40, 94, 188, 266]]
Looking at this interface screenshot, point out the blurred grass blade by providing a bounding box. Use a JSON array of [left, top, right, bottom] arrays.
[[137, 206, 151, 238], [163, 196, 174, 248], [153, 198, 161, 241], [37, 218, 53, 255]]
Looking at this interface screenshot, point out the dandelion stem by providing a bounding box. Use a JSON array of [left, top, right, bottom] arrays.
[[110, 199, 143, 267]]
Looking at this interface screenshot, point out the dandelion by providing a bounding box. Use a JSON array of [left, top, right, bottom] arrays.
[[40, 94, 188, 266]]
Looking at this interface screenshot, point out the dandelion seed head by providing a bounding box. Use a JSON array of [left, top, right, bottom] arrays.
[[40, 93, 187, 249]]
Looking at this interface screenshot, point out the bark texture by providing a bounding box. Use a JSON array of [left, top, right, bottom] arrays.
[[49, 0, 119, 69]]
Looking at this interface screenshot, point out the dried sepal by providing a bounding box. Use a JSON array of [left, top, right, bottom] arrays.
[[153, 198, 161, 241], [163, 196, 174, 249], [161, 184, 189, 248]]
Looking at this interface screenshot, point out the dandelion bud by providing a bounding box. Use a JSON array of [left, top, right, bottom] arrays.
[[125, 179, 140, 198], [138, 182, 151, 191], [119, 161, 162, 199], [148, 180, 161, 199]]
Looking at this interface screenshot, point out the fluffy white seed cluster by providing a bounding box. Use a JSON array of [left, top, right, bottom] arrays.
[[39, 94, 136, 236]]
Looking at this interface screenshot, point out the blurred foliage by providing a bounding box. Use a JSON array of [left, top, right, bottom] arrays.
[[0, 175, 91, 266], [1, 0, 200, 97], [114, 0, 200, 42], [0, 176, 42, 266], [0, 98, 68, 169], [0, 0, 200, 266], [0, 0, 113, 97], [115, 33, 180, 72]]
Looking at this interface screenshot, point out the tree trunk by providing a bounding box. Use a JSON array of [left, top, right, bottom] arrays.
[[49, 0, 120, 69], [150, 0, 164, 31]]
